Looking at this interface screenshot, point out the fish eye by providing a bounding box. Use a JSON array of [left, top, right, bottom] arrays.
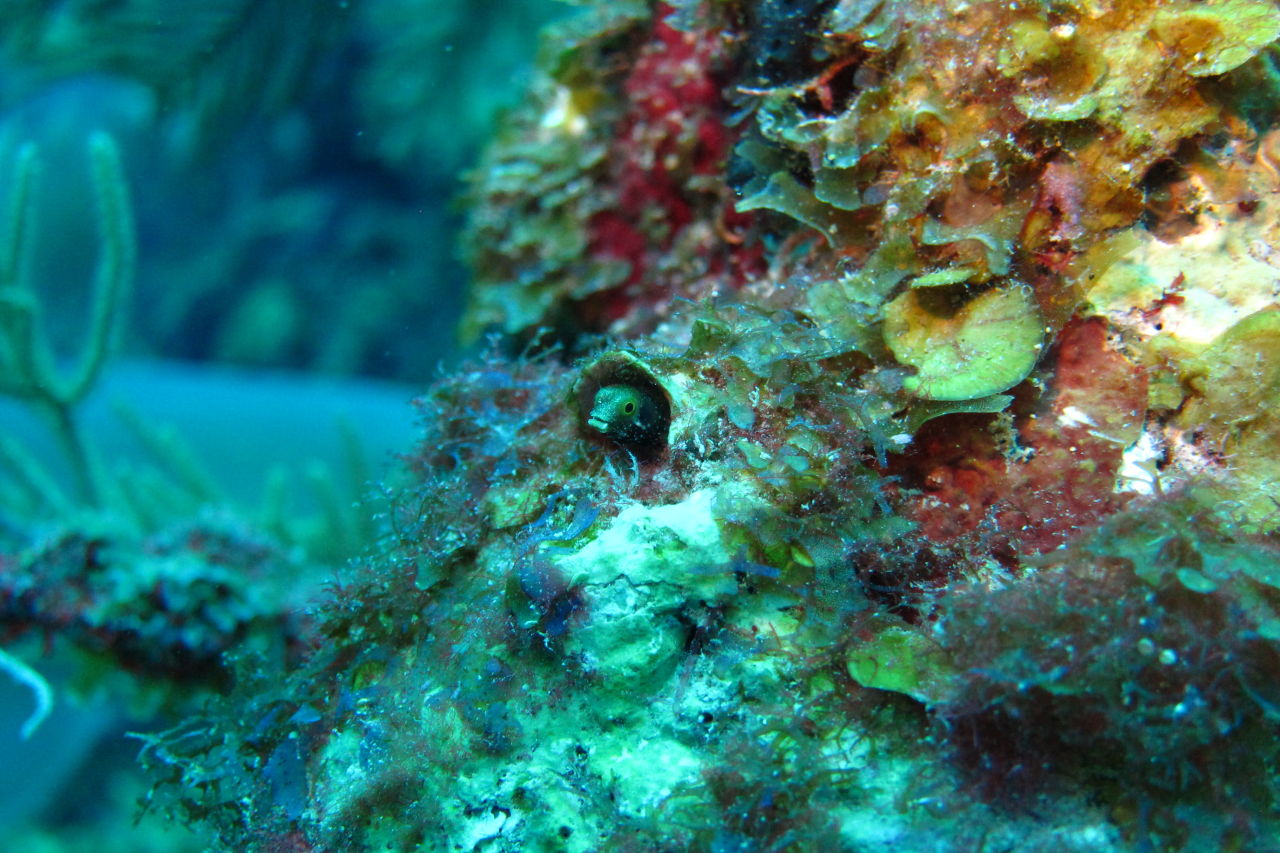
[[623, 401, 636, 415]]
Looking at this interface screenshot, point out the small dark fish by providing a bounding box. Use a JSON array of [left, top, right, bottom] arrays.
[[587, 384, 663, 447]]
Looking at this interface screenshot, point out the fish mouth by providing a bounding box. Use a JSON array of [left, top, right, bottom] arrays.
[[587, 416, 610, 433]]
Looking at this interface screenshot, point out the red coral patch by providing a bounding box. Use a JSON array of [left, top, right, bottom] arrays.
[[583, 6, 766, 331]]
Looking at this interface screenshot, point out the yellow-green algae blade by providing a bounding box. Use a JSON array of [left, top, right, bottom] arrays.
[[1153, 0, 1280, 78], [884, 284, 1045, 401], [846, 625, 956, 705], [1179, 308, 1280, 530]]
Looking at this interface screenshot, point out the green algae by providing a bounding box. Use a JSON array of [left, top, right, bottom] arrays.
[[883, 283, 1044, 401], [1178, 307, 1280, 529], [1153, 0, 1280, 78], [846, 624, 953, 704]]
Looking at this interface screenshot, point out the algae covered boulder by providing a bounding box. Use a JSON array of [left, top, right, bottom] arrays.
[[134, 1, 1280, 850]]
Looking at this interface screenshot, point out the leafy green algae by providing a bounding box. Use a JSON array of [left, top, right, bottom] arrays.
[[1154, 0, 1280, 77], [883, 283, 1045, 401], [1177, 308, 1280, 528], [845, 623, 953, 703]]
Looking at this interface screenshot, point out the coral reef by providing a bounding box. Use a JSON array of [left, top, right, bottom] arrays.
[[124, 1, 1280, 850], [5, 0, 1280, 849], [462, 1, 767, 342], [0, 512, 314, 691]]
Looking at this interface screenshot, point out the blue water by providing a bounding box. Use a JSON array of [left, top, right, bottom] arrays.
[[0, 1, 562, 845]]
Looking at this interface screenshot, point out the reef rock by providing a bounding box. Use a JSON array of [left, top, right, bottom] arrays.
[[150, 1, 1280, 850]]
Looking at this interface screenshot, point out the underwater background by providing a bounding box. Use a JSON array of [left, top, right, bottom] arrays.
[[3, 0, 1280, 850], [0, 0, 563, 847]]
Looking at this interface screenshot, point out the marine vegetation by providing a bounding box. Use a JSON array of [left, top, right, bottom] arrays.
[[0, 133, 134, 505], [5, 0, 1280, 850]]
